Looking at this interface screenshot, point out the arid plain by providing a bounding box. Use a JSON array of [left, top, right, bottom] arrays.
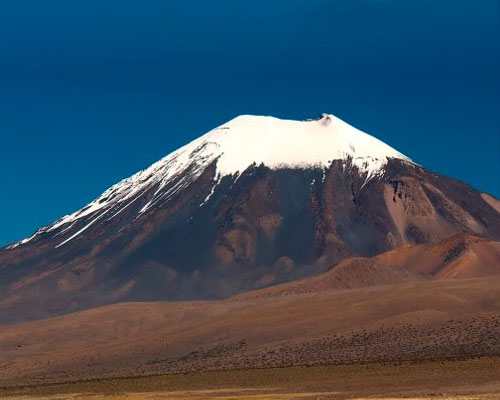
[[1, 271, 500, 398]]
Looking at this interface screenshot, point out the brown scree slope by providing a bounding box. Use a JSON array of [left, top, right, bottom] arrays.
[[1, 159, 500, 324]]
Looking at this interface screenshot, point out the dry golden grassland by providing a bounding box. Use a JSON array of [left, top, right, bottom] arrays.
[[1, 357, 499, 400]]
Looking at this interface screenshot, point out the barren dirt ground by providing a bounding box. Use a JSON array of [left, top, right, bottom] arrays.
[[2, 277, 500, 385], [1, 358, 500, 399]]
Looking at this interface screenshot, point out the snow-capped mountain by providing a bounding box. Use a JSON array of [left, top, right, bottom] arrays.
[[7, 114, 411, 250], [1, 113, 500, 323]]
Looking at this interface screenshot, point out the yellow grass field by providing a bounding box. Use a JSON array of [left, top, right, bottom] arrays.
[[2, 357, 499, 400]]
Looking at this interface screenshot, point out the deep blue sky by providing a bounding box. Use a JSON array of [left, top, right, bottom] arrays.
[[0, 0, 499, 247]]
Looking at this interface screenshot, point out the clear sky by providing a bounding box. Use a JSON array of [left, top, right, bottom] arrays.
[[0, 0, 499, 247]]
